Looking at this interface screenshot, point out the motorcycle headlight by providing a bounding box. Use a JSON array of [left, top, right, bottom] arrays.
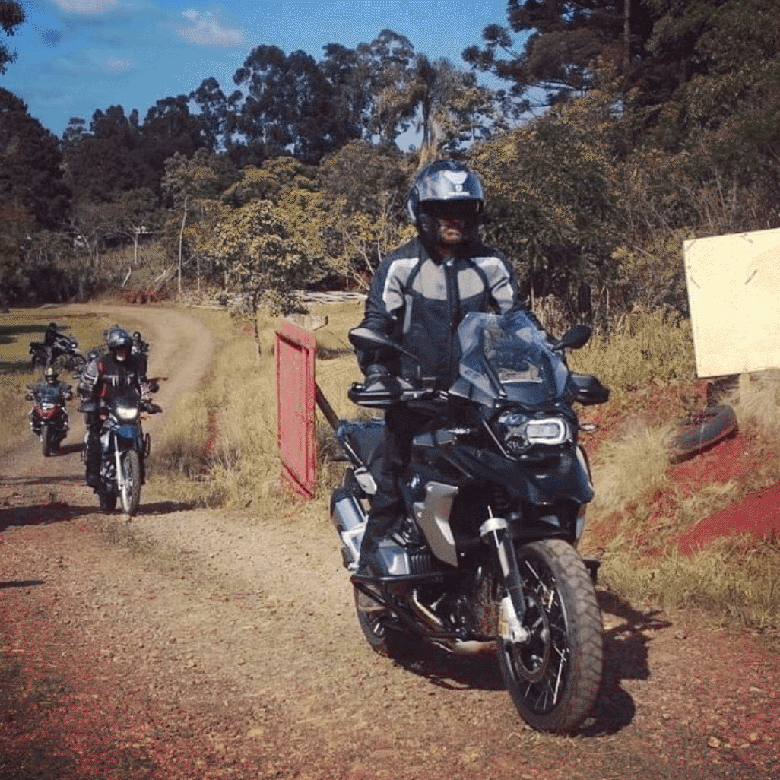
[[115, 404, 139, 422], [497, 412, 570, 454], [41, 403, 56, 411]]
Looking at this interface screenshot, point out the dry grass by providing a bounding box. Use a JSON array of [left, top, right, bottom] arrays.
[[588, 420, 675, 519], [568, 307, 696, 396], [600, 536, 780, 633], [149, 300, 365, 507]]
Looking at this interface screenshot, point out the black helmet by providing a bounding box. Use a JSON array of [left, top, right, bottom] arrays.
[[44, 366, 58, 383], [405, 160, 485, 226], [48, 321, 57, 330], [106, 327, 132, 360], [133, 331, 142, 341]]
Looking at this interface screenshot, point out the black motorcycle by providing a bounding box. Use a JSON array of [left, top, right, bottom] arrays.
[[30, 335, 86, 372], [90, 388, 161, 515], [325, 309, 609, 734], [26, 384, 72, 456]]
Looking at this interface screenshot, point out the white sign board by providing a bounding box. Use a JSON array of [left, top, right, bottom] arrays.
[[683, 227, 780, 377]]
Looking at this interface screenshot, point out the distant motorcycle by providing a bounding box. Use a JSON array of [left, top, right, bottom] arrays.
[[30, 335, 87, 372], [89, 386, 161, 515], [26, 384, 72, 456]]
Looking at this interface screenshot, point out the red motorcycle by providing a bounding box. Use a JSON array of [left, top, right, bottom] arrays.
[[26, 384, 72, 456]]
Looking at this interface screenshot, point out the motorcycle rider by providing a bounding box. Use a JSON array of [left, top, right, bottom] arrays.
[[27, 367, 72, 434], [354, 159, 534, 576], [42, 321, 70, 365], [131, 330, 149, 378], [79, 326, 149, 489]]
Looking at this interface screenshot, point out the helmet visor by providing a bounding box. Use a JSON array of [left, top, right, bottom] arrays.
[[419, 200, 482, 221]]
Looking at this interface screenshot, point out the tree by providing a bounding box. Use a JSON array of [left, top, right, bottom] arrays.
[[0, 0, 23, 74], [0, 87, 71, 229], [63, 105, 151, 202], [190, 77, 230, 151], [141, 96, 209, 185], [204, 199, 318, 312], [230, 45, 357, 165], [359, 30, 420, 145], [463, 1, 655, 108], [471, 90, 624, 315], [317, 141, 413, 284]]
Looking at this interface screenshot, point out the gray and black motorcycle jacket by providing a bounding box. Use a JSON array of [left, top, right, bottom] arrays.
[[358, 236, 526, 389]]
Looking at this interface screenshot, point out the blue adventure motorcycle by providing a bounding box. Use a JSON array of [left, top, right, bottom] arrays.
[[325, 309, 609, 734], [94, 388, 160, 515]]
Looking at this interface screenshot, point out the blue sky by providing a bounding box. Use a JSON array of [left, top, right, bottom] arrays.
[[3, 0, 514, 138]]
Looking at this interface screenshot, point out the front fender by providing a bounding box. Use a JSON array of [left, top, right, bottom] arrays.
[[115, 424, 144, 451]]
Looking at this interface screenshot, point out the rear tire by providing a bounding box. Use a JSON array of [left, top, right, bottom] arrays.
[[496, 539, 602, 735], [353, 584, 410, 658], [119, 450, 141, 516]]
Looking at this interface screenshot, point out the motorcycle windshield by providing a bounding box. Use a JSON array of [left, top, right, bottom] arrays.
[[36, 386, 61, 403], [452, 311, 569, 407]]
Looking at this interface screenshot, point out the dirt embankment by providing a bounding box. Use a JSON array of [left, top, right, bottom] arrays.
[[1, 304, 779, 780]]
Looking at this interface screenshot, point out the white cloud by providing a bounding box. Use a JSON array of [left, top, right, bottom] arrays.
[[50, 0, 121, 14], [176, 10, 245, 47], [102, 57, 134, 73]]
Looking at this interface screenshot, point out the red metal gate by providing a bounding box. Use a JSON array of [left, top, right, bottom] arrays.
[[276, 320, 317, 497]]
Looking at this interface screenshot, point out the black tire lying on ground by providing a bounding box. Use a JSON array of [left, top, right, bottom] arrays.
[[670, 404, 738, 463]]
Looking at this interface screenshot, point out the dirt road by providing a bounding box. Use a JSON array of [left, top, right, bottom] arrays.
[[1, 305, 779, 780]]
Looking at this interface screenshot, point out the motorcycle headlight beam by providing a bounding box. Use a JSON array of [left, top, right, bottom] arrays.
[[115, 404, 139, 422]]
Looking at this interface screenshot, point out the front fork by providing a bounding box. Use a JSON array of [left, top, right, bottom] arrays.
[[480, 517, 530, 644]]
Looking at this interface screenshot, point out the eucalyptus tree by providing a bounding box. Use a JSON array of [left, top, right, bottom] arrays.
[[230, 45, 357, 165]]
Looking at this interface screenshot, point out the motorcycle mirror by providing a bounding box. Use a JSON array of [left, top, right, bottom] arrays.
[[348, 327, 419, 363], [554, 324, 592, 351]]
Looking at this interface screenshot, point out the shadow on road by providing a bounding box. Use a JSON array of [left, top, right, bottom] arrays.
[[0, 474, 83, 489], [139, 500, 201, 515], [385, 588, 673, 734], [0, 579, 45, 590], [0, 501, 95, 531], [391, 636, 505, 692], [582, 590, 673, 736], [55, 442, 84, 457]]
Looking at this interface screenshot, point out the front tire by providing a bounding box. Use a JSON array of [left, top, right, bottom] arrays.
[[42, 426, 53, 457], [118, 450, 141, 516], [497, 539, 602, 734]]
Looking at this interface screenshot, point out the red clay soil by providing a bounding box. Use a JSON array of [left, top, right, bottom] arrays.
[[666, 427, 779, 554]]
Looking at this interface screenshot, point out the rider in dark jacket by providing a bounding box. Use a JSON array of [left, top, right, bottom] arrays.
[[43, 322, 71, 365], [355, 159, 532, 575], [79, 327, 149, 488]]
